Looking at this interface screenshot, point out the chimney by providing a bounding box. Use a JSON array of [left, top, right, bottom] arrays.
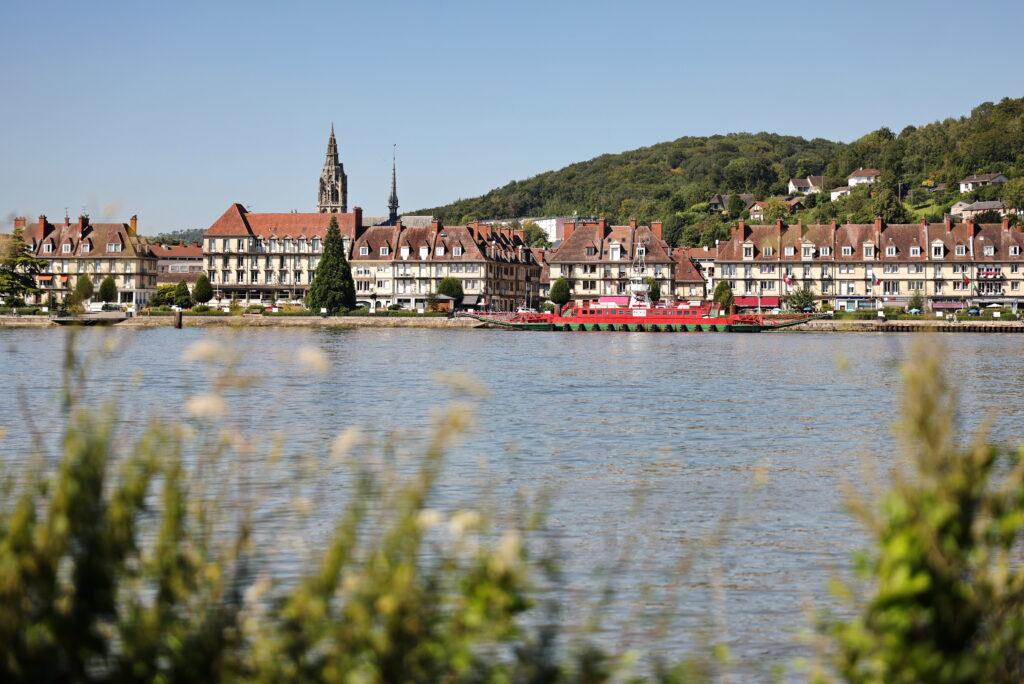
[[353, 206, 363, 236], [38, 215, 47, 234], [597, 218, 607, 232], [128, 214, 138, 236], [628, 217, 637, 229], [513, 229, 525, 241], [563, 221, 575, 242], [775, 218, 783, 231], [431, 218, 441, 231], [1002, 217, 1011, 231], [14, 217, 26, 231], [650, 221, 663, 240], [874, 216, 883, 232], [77, 215, 89, 233]]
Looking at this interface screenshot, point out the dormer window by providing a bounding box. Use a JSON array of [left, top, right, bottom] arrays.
[[381, 246, 391, 256], [743, 245, 754, 259], [983, 245, 995, 256], [955, 245, 966, 256], [62, 243, 72, 253], [585, 246, 597, 257], [910, 246, 921, 257], [932, 245, 943, 258], [312, 238, 321, 252], [106, 243, 122, 253], [1011, 245, 1020, 256], [610, 244, 621, 261], [885, 246, 896, 257], [764, 246, 773, 256], [453, 245, 463, 257], [43, 243, 53, 253], [820, 246, 832, 256], [863, 245, 875, 258], [842, 246, 853, 256], [637, 246, 646, 257], [802, 246, 813, 258], [81, 243, 91, 253], [435, 245, 445, 256], [359, 245, 369, 256], [784, 246, 795, 256], [419, 246, 429, 259]]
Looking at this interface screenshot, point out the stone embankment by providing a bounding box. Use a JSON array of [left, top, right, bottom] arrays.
[[0, 315, 483, 329], [785, 318, 1024, 333]]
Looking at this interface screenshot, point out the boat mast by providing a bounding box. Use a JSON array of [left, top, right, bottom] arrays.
[[628, 237, 651, 308]]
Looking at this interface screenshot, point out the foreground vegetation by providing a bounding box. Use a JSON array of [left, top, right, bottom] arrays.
[[0, 338, 1020, 682]]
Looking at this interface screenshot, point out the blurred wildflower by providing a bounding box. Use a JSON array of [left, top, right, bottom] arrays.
[[182, 339, 221, 362], [449, 509, 483, 537], [297, 346, 330, 374], [330, 426, 363, 465], [185, 393, 226, 418]]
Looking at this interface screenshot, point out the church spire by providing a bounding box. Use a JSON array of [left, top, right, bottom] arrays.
[[318, 124, 347, 213], [388, 145, 399, 224]]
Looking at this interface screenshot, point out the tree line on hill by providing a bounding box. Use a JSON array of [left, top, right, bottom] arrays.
[[418, 97, 1024, 248]]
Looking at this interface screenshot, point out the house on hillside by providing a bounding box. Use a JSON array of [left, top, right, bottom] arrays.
[[748, 201, 768, 222], [960, 200, 1010, 220], [848, 168, 881, 186], [959, 173, 1008, 193], [830, 186, 853, 201], [787, 175, 826, 195], [950, 200, 972, 217], [708, 193, 754, 213]]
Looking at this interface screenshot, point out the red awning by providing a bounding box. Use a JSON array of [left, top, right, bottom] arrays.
[[37, 274, 53, 281], [932, 301, 966, 310], [735, 296, 780, 307]]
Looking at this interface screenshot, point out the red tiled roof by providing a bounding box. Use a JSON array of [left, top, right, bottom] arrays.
[[204, 204, 360, 239], [848, 167, 881, 178], [671, 248, 707, 284]]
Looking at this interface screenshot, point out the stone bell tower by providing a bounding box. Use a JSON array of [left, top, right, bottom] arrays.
[[317, 124, 348, 213]]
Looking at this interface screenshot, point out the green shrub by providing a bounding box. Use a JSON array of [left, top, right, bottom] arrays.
[[0, 306, 12, 315], [14, 306, 40, 315]]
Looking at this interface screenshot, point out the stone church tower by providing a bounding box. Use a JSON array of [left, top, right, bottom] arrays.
[[317, 124, 347, 213]]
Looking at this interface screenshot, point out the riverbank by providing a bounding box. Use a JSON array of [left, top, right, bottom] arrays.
[[0, 315, 484, 329], [3, 315, 1023, 332]]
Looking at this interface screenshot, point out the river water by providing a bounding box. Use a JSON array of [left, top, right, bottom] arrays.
[[2, 327, 1023, 673]]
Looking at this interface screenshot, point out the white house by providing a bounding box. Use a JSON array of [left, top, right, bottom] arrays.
[[830, 186, 852, 201], [847, 168, 881, 186], [959, 173, 1008, 193], [787, 175, 825, 195]]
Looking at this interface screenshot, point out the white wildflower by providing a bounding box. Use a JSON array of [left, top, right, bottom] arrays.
[[330, 427, 362, 464], [182, 339, 220, 362], [185, 393, 226, 418], [416, 509, 444, 530], [297, 346, 330, 374], [448, 509, 483, 537], [491, 530, 522, 574]]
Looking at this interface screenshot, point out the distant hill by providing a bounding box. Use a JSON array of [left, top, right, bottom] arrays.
[[149, 228, 205, 244], [417, 96, 1024, 246]]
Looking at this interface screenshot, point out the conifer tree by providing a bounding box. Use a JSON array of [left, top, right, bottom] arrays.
[[0, 225, 45, 302], [173, 280, 192, 308], [98, 275, 117, 303], [192, 274, 213, 304], [306, 216, 355, 314]]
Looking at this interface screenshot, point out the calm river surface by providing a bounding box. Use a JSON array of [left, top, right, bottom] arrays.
[[2, 327, 1023, 673]]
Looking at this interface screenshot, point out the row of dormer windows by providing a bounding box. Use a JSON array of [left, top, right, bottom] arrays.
[[742, 242, 1020, 259]]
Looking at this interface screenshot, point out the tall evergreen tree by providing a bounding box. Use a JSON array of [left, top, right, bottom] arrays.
[[192, 274, 213, 304], [98, 276, 118, 303], [173, 280, 192, 308], [72, 276, 94, 305], [0, 225, 45, 302], [306, 216, 355, 314]]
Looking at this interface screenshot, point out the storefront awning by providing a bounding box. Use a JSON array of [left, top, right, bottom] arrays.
[[932, 300, 966, 310], [462, 295, 480, 305], [735, 296, 780, 307]]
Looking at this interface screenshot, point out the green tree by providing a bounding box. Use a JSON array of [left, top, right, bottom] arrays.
[[646, 277, 661, 302], [436, 277, 464, 307], [726, 193, 746, 219], [971, 210, 1003, 223], [713, 280, 734, 309], [907, 290, 924, 311], [192, 274, 213, 304], [151, 284, 176, 307], [72, 276, 94, 305], [521, 221, 550, 248], [871, 188, 912, 223], [173, 280, 192, 309], [1002, 177, 1024, 211], [98, 275, 117, 303], [0, 225, 45, 302], [549, 277, 571, 306], [306, 216, 356, 314], [785, 285, 815, 311], [761, 197, 790, 223]]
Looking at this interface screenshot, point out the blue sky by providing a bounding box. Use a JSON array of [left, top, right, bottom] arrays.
[[1, 0, 1021, 234]]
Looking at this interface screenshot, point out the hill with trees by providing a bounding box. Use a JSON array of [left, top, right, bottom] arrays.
[[418, 96, 1024, 247]]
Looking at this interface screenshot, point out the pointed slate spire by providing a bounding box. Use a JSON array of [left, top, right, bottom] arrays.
[[318, 123, 347, 213], [388, 144, 399, 224]]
